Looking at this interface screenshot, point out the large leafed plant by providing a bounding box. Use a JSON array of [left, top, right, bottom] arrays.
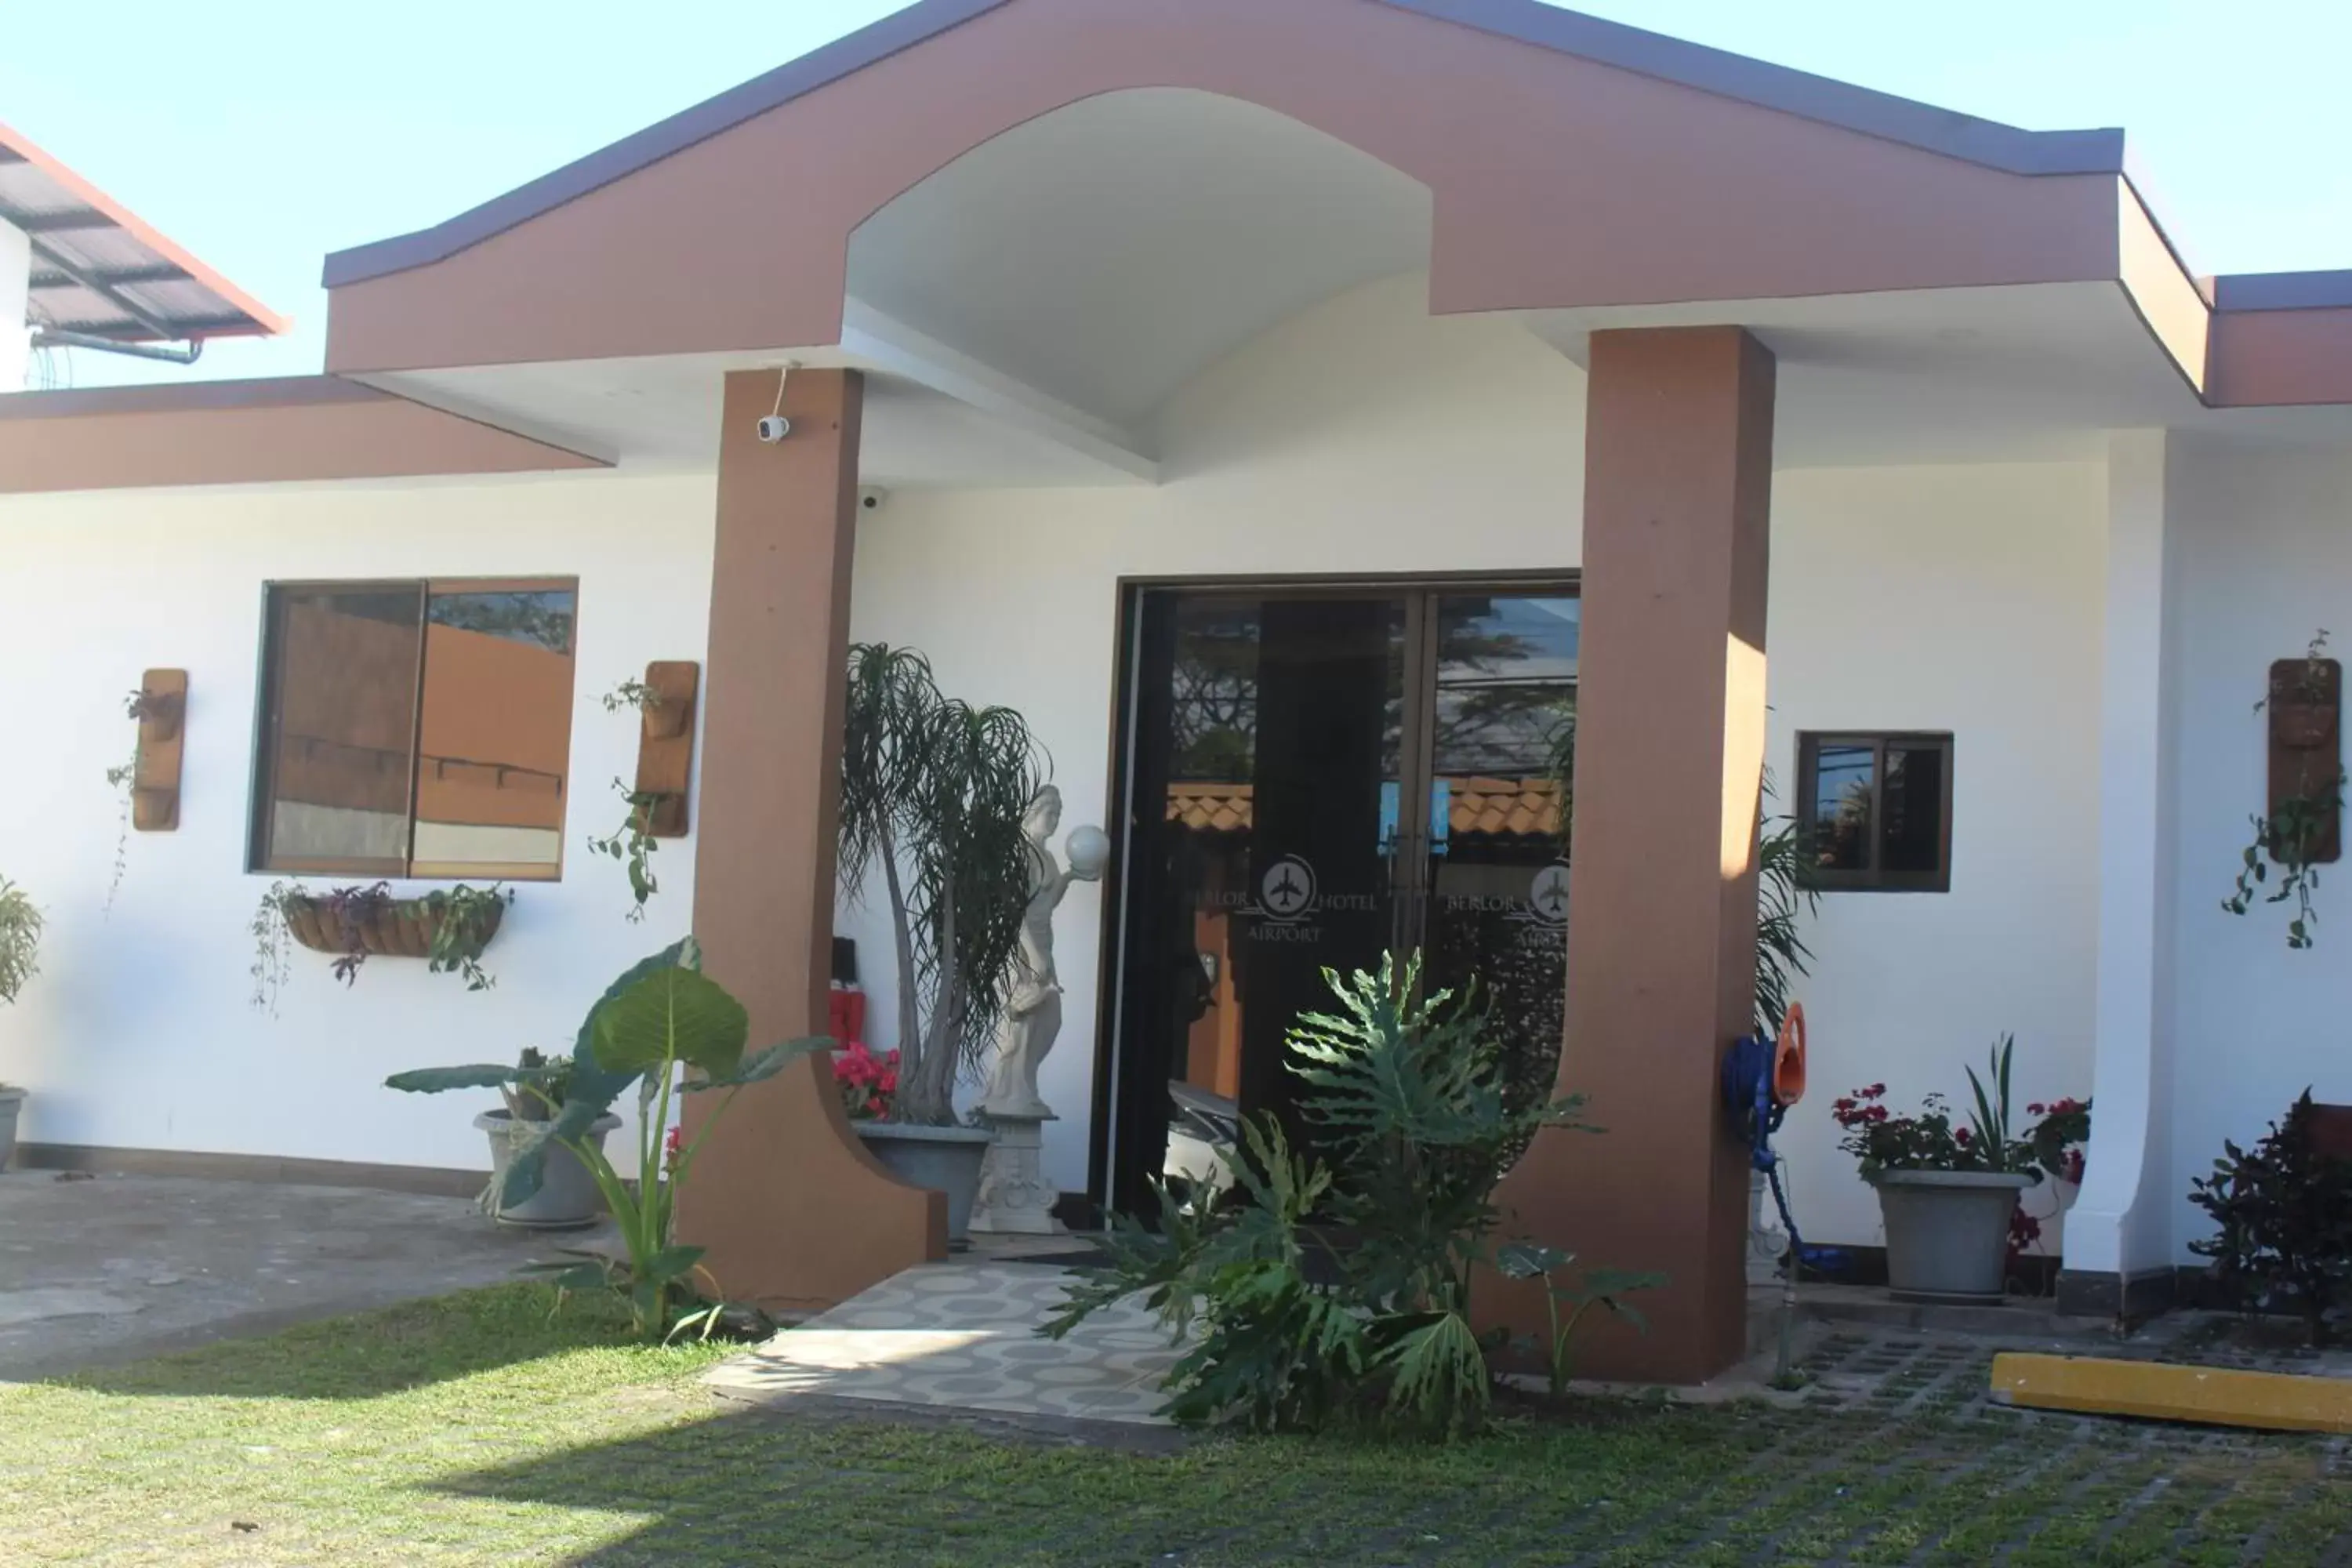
[[1048, 955, 1656, 1436], [837, 644, 1046, 1125], [387, 939, 825, 1338]]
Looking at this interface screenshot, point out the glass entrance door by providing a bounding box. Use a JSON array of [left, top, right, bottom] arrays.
[[1410, 592, 1581, 1116], [1100, 582, 1578, 1214]]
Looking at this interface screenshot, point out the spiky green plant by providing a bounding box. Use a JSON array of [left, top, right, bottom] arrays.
[[837, 644, 1046, 1124], [0, 877, 41, 1008]]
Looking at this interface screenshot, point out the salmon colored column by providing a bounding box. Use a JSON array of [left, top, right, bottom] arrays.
[[674, 367, 945, 1312], [1490, 327, 1774, 1385]]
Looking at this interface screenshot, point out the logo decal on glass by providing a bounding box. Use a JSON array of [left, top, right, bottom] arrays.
[[1528, 862, 1570, 927], [1258, 855, 1319, 922]]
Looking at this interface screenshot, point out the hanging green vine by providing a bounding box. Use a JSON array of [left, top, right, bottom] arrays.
[[587, 680, 672, 923], [2223, 631, 2343, 950], [98, 687, 167, 915], [585, 777, 670, 924]]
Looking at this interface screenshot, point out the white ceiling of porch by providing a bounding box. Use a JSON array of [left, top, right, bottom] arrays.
[[844, 88, 1433, 433]]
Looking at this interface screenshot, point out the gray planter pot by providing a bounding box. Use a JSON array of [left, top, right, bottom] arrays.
[[474, 1109, 622, 1229], [0, 1086, 21, 1171], [1877, 1169, 2035, 1304], [854, 1121, 995, 1244]]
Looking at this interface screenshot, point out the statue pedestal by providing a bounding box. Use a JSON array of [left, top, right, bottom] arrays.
[[969, 1111, 1063, 1236]]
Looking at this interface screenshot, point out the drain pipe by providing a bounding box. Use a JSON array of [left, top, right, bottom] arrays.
[[31, 326, 205, 365]]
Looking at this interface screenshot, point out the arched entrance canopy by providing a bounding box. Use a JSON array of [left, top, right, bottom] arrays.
[[321, 0, 2136, 379]]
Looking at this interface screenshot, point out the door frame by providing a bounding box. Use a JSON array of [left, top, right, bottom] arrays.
[[1083, 568, 1582, 1216]]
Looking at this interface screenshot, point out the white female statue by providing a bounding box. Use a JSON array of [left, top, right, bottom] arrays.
[[977, 785, 1108, 1120]]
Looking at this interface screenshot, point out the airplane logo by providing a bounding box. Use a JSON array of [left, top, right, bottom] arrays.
[[1528, 862, 1571, 927], [1259, 855, 1319, 920]]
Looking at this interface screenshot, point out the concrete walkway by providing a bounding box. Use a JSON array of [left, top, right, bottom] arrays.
[[0, 1170, 585, 1379], [707, 1254, 1186, 1424]]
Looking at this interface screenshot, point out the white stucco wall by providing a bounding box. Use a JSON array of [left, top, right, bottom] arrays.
[[0, 471, 717, 1172], [2165, 439, 2352, 1261], [845, 272, 2111, 1235], [1766, 462, 2107, 1252]]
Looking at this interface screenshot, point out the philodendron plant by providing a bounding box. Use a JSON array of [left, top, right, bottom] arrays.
[[387, 939, 826, 1338]]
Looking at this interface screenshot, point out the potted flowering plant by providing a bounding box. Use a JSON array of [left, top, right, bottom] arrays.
[[1831, 1036, 2091, 1303], [833, 1040, 902, 1120], [2029, 1095, 2091, 1189]]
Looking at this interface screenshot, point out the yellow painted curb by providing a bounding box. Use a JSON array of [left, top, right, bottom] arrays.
[[1990, 1352, 2352, 1434]]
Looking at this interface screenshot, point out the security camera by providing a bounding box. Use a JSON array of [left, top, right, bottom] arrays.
[[755, 415, 791, 444], [858, 485, 889, 511]]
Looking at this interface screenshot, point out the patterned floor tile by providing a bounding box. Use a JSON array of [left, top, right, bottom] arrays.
[[706, 1261, 1189, 1425]]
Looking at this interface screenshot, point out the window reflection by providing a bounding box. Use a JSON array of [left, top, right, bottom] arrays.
[[260, 586, 424, 872], [1882, 743, 1944, 875], [412, 587, 578, 877], [254, 579, 577, 880], [1422, 595, 1578, 1123], [1796, 732, 1954, 891], [1810, 743, 1875, 873]]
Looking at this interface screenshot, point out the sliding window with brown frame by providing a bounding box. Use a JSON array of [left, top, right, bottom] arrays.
[[250, 578, 579, 880], [1795, 731, 1954, 892]]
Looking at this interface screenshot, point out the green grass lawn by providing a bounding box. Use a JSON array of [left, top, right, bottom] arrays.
[[3, 1283, 2349, 1566]]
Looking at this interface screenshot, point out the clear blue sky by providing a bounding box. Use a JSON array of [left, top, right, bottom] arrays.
[[8, 0, 2348, 387]]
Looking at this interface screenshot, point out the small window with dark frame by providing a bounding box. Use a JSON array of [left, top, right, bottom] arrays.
[[1795, 731, 1954, 892], [252, 579, 579, 880]]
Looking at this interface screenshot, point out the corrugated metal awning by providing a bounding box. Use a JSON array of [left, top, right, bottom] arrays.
[[2, 118, 286, 343]]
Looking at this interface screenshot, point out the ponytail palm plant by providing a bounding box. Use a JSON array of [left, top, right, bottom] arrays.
[[838, 644, 1047, 1125]]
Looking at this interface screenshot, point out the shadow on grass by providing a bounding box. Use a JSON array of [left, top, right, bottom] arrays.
[[54, 1283, 649, 1400], [433, 1398, 1199, 1566], [426, 1392, 1806, 1566]]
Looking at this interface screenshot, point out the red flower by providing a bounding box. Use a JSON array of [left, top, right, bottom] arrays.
[[663, 1123, 683, 1171], [1954, 1127, 1972, 1146], [1866, 1083, 1887, 1098], [1866, 1105, 1889, 1123], [2027, 1102, 2047, 1116]]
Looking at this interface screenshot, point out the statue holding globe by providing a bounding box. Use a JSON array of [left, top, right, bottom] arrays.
[[973, 786, 1107, 1233], [978, 785, 1108, 1119]]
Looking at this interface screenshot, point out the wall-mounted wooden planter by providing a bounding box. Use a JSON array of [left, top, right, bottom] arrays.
[[131, 669, 187, 832], [2268, 655, 2343, 865], [282, 894, 506, 959], [633, 660, 699, 839]]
